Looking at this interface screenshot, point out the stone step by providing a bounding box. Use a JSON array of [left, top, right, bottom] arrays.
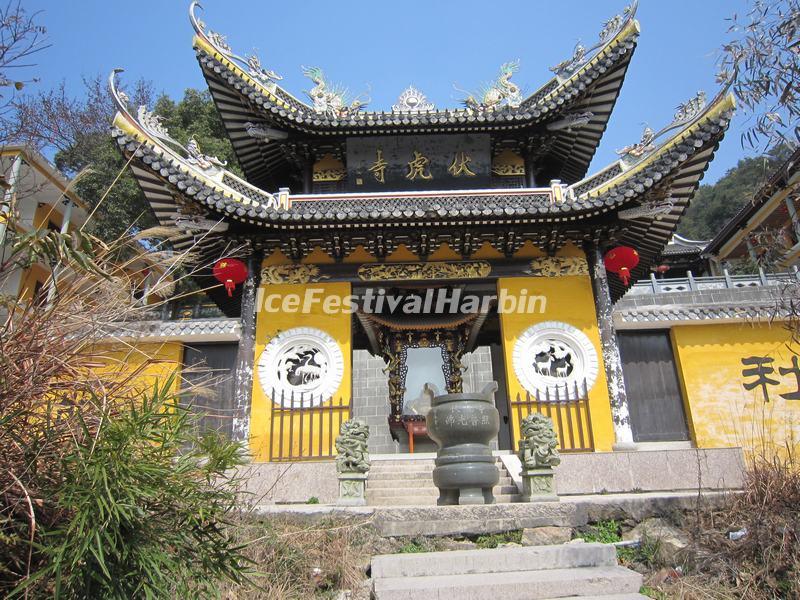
[[368, 493, 521, 506], [370, 459, 502, 471], [368, 485, 520, 497], [369, 464, 436, 472], [372, 500, 584, 537], [368, 475, 515, 488], [372, 544, 617, 578], [547, 596, 650, 600], [369, 469, 438, 479], [372, 566, 642, 600]]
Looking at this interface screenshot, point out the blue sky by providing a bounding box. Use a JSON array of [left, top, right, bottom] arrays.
[[23, 0, 756, 184]]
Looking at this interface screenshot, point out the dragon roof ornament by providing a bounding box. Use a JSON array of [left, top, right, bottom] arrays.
[[550, 0, 639, 81], [617, 90, 708, 168], [392, 85, 435, 113], [456, 60, 523, 112], [618, 197, 675, 221], [190, 2, 283, 91], [302, 66, 370, 119]]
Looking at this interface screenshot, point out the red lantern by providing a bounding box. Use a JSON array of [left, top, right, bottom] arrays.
[[654, 264, 670, 274], [604, 246, 639, 286], [213, 258, 248, 297]]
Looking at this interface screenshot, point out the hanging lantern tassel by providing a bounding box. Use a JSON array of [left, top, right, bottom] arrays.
[[212, 258, 249, 297], [603, 246, 639, 287]]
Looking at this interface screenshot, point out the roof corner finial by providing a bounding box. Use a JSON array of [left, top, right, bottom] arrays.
[[109, 68, 131, 115], [189, 1, 205, 35], [551, 0, 638, 81], [616, 90, 709, 168]]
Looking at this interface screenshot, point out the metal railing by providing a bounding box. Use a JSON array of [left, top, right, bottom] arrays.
[[268, 390, 351, 462], [509, 379, 595, 453], [627, 267, 800, 296], [135, 297, 227, 321]]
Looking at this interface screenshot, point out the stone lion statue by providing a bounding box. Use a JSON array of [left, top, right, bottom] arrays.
[[518, 413, 561, 469], [335, 419, 370, 474]]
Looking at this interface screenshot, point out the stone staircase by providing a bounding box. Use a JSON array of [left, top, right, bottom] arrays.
[[370, 543, 647, 599], [367, 457, 520, 506]]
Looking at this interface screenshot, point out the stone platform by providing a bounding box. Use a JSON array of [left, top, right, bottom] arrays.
[[236, 447, 744, 508], [251, 490, 732, 537]]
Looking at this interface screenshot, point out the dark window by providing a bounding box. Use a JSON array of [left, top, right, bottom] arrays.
[[181, 343, 239, 438], [491, 175, 526, 189], [312, 179, 346, 194]]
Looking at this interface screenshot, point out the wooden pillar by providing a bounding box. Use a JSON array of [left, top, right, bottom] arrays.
[[303, 160, 313, 194], [586, 242, 636, 450], [231, 250, 263, 444], [46, 199, 75, 305], [0, 154, 22, 248], [785, 196, 800, 243], [744, 235, 759, 263]]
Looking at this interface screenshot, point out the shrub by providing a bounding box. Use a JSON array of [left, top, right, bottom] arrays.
[[0, 220, 253, 597], [7, 379, 251, 598]]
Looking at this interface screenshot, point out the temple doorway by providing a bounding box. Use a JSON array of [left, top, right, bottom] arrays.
[[618, 331, 691, 443], [351, 283, 512, 453]]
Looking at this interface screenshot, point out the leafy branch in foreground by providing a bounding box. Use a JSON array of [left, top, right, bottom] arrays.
[[720, 0, 800, 148]]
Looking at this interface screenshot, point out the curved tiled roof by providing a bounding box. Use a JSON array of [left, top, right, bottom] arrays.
[[191, 1, 639, 187], [110, 70, 733, 238], [572, 88, 736, 297]]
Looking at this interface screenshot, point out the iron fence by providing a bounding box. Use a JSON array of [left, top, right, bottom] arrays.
[[509, 379, 595, 453], [268, 389, 351, 461]]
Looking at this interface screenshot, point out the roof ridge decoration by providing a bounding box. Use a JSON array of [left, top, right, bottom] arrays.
[[132, 99, 227, 177], [392, 85, 435, 113], [301, 66, 370, 119], [616, 90, 708, 169], [550, 0, 639, 82], [455, 60, 523, 112], [189, 0, 638, 129], [109, 69, 291, 212], [189, 1, 283, 93]]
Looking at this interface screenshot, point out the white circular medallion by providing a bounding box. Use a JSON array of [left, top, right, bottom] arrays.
[[512, 321, 599, 399], [258, 327, 344, 407]]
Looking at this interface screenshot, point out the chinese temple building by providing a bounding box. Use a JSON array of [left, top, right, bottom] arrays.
[[105, 1, 800, 498]]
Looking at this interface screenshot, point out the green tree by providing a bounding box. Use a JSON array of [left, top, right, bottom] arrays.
[[13, 77, 239, 241], [678, 145, 792, 240]]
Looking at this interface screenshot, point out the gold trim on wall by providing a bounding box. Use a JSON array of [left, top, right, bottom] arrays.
[[261, 264, 328, 284], [358, 261, 492, 281], [491, 148, 525, 177], [527, 257, 589, 277], [312, 153, 346, 182]]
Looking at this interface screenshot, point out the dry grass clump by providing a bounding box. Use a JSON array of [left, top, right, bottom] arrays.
[[219, 515, 380, 600], [654, 448, 800, 599]]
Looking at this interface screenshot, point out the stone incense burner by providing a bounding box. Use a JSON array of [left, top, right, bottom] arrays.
[[425, 382, 500, 505]]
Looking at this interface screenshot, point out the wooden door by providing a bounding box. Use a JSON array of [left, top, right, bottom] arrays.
[[182, 342, 239, 438], [618, 331, 690, 443]]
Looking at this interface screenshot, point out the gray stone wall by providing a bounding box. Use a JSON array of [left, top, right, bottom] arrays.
[[351, 346, 496, 454], [461, 346, 494, 393], [351, 350, 396, 454]]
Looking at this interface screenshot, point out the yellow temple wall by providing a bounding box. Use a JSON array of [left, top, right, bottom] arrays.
[[497, 273, 616, 452], [90, 341, 184, 397], [671, 322, 800, 458], [249, 281, 352, 461]]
